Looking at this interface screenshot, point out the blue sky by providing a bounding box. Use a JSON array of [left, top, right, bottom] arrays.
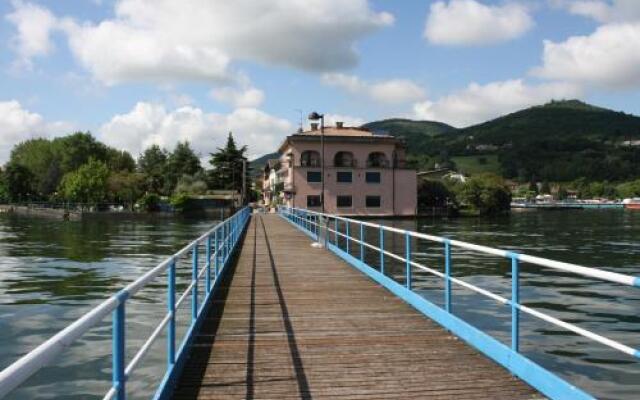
[[2, 0, 640, 163]]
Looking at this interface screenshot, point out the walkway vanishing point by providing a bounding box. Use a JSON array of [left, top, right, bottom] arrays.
[[172, 214, 541, 399]]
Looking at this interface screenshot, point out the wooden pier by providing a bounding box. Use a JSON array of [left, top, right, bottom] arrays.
[[172, 214, 541, 399]]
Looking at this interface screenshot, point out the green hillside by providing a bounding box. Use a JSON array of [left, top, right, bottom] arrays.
[[363, 100, 640, 182], [249, 152, 279, 178], [361, 119, 455, 159], [252, 100, 640, 183], [458, 99, 640, 144]]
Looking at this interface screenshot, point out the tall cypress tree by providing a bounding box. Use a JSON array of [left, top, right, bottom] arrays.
[[208, 132, 249, 192]]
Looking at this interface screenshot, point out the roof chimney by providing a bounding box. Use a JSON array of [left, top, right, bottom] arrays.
[[310, 122, 319, 131], [336, 121, 344, 129]]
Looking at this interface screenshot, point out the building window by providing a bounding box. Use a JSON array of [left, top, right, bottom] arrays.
[[300, 150, 321, 167], [366, 196, 381, 208], [367, 152, 389, 168], [336, 171, 352, 183], [307, 195, 321, 207], [334, 151, 356, 167], [307, 171, 322, 183], [365, 172, 381, 183], [337, 196, 352, 208]]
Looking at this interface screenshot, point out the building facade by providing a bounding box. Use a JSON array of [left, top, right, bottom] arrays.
[[262, 159, 283, 206], [275, 123, 417, 216]]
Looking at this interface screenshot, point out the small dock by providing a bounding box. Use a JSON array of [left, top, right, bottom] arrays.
[[172, 214, 540, 399]]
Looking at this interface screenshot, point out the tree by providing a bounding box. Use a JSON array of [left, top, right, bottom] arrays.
[[52, 132, 109, 173], [455, 174, 511, 215], [107, 172, 145, 209], [165, 142, 202, 193], [208, 132, 249, 192], [557, 185, 568, 200], [616, 179, 640, 198], [107, 149, 136, 172], [3, 163, 35, 202], [59, 159, 110, 205], [0, 168, 9, 203], [417, 179, 456, 209], [174, 173, 208, 195], [138, 145, 168, 194], [8, 138, 60, 198], [540, 180, 551, 194]]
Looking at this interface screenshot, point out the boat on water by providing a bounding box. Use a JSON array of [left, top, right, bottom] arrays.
[[511, 199, 624, 210], [622, 198, 640, 210]]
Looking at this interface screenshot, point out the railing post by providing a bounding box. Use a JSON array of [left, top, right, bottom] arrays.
[[510, 253, 520, 352], [167, 260, 176, 367], [444, 240, 452, 313], [224, 222, 229, 263], [405, 232, 411, 290], [359, 222, 364, 263], [112, 293, 127, 400], [214, 227, 219, 278], [379, 227, 384, 275], [334, 218, 338, 245], [345, 221, 350, 255], [206, 235, 211, 293], [192, 245, 198, 322]]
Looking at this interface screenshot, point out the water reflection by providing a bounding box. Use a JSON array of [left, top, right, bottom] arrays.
[[0, 214, 216, 400], [0, 210, 639, 399], [355, 210, 640, 400]]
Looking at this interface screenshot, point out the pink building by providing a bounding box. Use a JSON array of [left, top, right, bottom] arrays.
[[275, 123, 417, 216]]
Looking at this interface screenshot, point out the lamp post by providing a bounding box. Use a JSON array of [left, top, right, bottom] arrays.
[[308, 111, 325, 249], [308, 112, 325, 213]]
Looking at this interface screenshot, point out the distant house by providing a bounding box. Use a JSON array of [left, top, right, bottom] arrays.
[[188, 191, 242, 209], [274, 122, 417, 216], [417, 168, 452, 181], [443, 172, 467, 183], [262, 159, 282, 205], [621, 140, 640, 147]]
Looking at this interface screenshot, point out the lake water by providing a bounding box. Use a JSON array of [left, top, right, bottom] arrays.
[[0, 210, 639, 399]]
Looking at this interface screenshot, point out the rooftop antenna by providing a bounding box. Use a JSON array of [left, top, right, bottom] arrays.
[[294, 109, 304, 131]]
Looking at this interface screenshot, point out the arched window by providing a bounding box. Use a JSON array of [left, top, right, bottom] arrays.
[[334, 151, 355, 167], [300, 150, 321, 167], [367, 152, 389, 168]]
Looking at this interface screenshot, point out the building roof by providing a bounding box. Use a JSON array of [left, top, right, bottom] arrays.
[[263, 158, 280, 171], [294, 126, 384, 137], [278, 124, 399, 153]]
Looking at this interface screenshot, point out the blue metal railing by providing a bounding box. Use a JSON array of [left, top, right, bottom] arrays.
[[0, 207, 251, 400], [279, 206, 640, 400]]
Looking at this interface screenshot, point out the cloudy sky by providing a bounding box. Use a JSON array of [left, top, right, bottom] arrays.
[[2, 0, 640, 163]]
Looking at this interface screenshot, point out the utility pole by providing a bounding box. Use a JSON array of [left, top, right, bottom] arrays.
[[242, 159, 247, 205]]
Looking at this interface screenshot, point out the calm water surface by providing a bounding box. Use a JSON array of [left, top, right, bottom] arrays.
[[0, 210, 639, 399]]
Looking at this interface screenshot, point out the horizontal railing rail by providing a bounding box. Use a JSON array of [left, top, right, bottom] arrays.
[[279, 206, 639, 399], [0, 207, 251, 400]]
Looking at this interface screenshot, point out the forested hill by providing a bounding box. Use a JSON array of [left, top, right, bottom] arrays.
[[458, 99, 640, 143], [249, 152, 279, 177], [361, 100, 640, 182]]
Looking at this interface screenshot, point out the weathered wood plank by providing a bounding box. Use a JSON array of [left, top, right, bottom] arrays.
[[172, 214, 543, 399]]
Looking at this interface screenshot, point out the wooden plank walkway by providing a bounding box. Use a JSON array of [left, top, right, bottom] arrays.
[[172, 214, 542, 399]]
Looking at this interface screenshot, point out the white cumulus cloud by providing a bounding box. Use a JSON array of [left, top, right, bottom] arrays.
[[210, 86, 265, 108], [533, 22, 640, 89], [98, 103, 293, 161], [412, 79, 581, 127], [552, 0, 640, 23], [322, 73, 425, 104], [8, 0, 393, 85], [424, 0, 534, 46], [0, 100, 74, 164], [6, 0, 58, 69]]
